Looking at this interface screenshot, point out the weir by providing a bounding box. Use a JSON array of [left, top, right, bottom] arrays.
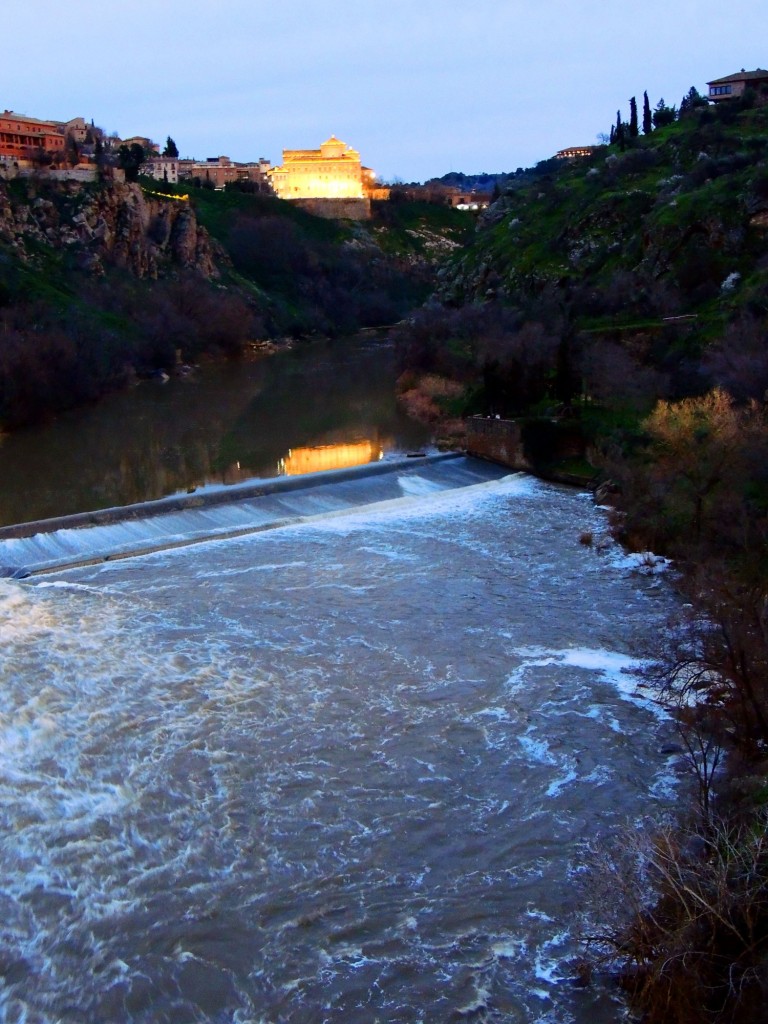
[[0, 453, 512, 576]]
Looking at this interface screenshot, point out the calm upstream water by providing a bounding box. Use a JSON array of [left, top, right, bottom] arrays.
[[0, 339, 430, 528], [0, 450, 680, 1023]]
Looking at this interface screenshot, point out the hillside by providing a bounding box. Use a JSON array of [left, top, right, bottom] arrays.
[[393, 95, 768, 1024], [397, 98, 765, 415], [0, 177, 472, 429]]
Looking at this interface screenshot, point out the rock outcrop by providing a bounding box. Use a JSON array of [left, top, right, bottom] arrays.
[[0, 180, 223, 279]]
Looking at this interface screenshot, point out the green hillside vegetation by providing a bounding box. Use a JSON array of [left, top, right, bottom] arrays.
[[171, 184, 473, 329], [401, 99, 768, 420], [0, 177, 472, 429], [394, 91, 768, 1024]]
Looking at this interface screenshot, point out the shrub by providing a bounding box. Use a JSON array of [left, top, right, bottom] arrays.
[[584, 811, 768, 1024]]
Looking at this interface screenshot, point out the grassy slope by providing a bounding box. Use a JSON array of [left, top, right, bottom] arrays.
[[444, 102, 768, 334]]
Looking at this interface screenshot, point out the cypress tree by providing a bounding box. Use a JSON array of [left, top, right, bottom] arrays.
[[643, 91, 653, 134], [629, 96, 639, 137]]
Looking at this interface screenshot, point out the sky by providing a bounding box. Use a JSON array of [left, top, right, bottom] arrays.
[[4, 0, 766, 182]]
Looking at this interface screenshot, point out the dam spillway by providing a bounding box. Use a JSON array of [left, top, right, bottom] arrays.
[[0, 454, 503, 576]]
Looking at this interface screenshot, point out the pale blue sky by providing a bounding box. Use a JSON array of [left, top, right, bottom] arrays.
[[4, 0, 765, 181]]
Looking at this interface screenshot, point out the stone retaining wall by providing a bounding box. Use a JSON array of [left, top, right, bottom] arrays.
[[294, 197, 371, 221], [465, 417, 532, 471], [466, 416, 594, 486]]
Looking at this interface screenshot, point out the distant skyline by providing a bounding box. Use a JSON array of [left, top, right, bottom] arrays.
[[4, 0, 765, 182]]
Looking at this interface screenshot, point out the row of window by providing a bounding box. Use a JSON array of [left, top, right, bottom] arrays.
[[709, 85, 733, 96]]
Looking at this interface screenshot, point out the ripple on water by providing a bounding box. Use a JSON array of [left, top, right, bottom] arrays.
[[0, 470, 679, 1022]]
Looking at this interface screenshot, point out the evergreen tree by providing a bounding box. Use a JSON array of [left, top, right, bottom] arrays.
[[609, 124, 616, 145], [117, 143, 146, 182], [616, 111, 626, 151], [65, 136, 80, 167], [642, 91, 653, 134], [679, 86, 706, 118], [163, 136, 179, 158], [652, 98, 676, 129], [629, 96, 639, 137]]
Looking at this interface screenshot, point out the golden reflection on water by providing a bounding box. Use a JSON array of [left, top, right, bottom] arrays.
[[279, 440, 384, 476], [0, 341, 430, 526]]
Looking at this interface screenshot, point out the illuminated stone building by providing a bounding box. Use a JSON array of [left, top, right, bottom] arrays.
[[269, 136, 380, 200]]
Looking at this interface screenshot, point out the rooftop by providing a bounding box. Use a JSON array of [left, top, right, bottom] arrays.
[[707, 68, 768, 85]]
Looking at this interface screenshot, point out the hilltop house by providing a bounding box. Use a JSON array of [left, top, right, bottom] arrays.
[[556, 146, 598, 160], [449, 191, 493, 211], [121, 136, 159, 154], [142, 155, 179, 185], [0, 110, 67, 160], [707, 68, 768, 102]]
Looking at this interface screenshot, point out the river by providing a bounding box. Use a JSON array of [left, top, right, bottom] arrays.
[[0, 339, 430, 528], [0, 343, 679, 1023]]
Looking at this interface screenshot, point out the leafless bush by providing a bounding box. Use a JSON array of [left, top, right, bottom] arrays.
[[704, 315, 768, 403], [582, 811, 768, 1024], [580, 339, 668, 413]]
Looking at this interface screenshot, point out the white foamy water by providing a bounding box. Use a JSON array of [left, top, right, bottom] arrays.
[[0, 459, 680, 1023]]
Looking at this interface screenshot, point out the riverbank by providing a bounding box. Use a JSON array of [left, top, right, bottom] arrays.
[[411, 390, 768, 1022], [0, 177, 472, 431]]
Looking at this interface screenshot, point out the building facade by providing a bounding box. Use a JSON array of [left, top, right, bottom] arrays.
[[0, 110, 66, 160], [707, 69, 768, 102], [269, 136, 380, 200], [179, 155, 272, 190], [143, 156, 179, 184]]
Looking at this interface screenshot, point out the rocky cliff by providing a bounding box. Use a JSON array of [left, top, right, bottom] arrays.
[[0, 180, 223, 279]]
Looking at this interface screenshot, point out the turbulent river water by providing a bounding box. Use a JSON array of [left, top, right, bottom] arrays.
[[0, 454, 680, 1023]]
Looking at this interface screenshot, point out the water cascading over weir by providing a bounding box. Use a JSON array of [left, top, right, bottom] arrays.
[[0, 454, 511, 576]]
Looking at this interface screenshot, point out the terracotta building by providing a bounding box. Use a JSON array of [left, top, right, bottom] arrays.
[[0, 110, 66, 159], [269, 136, 381, 200]]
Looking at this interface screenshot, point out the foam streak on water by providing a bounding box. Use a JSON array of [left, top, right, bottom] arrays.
[[0, 460, 679, 1023]]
